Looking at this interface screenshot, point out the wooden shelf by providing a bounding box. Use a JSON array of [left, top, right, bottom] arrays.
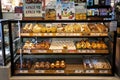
[[10, 20, 112, 23], [20, 33, 108, 37], [15, 64, 111, 75], [17, 49, 109, 55]]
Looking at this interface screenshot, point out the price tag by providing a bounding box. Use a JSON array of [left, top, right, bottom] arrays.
[[78, 50, 82, 53], [65, 33, 68, 36], [95, 33, 100, 36], [53, 50, 62, 53], [61, 33, 65, 36], [23, 50, 31, 53], [68, 50, 76, 53], [37, 33, 42, 36], [21, 33, 30, 36], [56, 70, 64, 73], [75, 70, 82, 73], [81, 50, 86, 53], [99, 70, 108, 73], [44, 33, 48, 36], [56, 33, 60, 36], [32, 33, 38, 36], [49, 33, 53, 36], [90, 33, 95, 36], [70, 33, 74, 36], [87, 50, 95, 53], [19, 70, 28, 73], [91, 50, 95, 53], [38, 50, 47, 53], [102, 33, 108, 36], [35, 70, 45, 73], [86, 70, 94, 73], [77, 33, 81, 36]]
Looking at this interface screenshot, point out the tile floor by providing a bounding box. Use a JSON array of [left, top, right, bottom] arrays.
[[10, 76, 120, 80]]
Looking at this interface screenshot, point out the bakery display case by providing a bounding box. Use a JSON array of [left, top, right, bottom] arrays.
[[9, 20, 116, 76], [0, 20, 11, 66]]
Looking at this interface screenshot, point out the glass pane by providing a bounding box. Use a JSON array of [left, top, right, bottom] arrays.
[[3, 24, 10, 63], [0, 23, 3, 65], [11, 23, 20, 58]]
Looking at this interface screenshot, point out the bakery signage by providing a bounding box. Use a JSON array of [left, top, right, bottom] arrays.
[[24, 0, 43, 17]]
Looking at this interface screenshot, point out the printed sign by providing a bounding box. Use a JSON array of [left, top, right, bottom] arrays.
[[23, 0, 43, 17]]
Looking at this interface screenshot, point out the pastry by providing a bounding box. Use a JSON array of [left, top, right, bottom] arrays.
[[96, 24, 107, 32], [28, 23, 33, 32], [22, 23, 30, 32], [102, 44, 107, 49], [96, 41, 102, 49], [32, 24, 42, 33], [73, 24, 81, 32], [55, 61, 60, 68], [44, 62, 50, 69], [99, 41, 107, 49], [39, 62, 45, 68], [41, 27, 47, 33], [51, 26, 57, 33], [23, 41, 35, 49], [91, 42, 97, 49], [51, 63, 55, 68], [34, 62, 40, 69], [76, 42, 81, 49], [60, 60, 65, 68], [85, 40, 91, 49], [81, 40, 86, 49], [26, 61, 31, 69], [88, 24, 98, 32], [22, 63, 26, 68], [35, 41, 50, 49]]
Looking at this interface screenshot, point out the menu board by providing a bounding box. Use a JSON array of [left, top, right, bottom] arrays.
[[56, 0, 75, 20], [23, 0, 43, 17]]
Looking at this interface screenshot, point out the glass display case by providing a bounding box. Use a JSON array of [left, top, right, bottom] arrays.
[[0, 20, 11, 66], [9, 20, 116, 76]]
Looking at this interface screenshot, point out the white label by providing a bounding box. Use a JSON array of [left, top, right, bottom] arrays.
[[49, 33, 53, 36], [94, 0, 99, 5], [78, 50, 82, 53], [56, 70, 64, 73], [110, 21, 117, 31], [77, 33, 81, 36], [33, 33, 38, 36], [37, 33, 42, 36], [95, 33, 100, 36], [14, 13, 22, 20], [53, 50, 62, 53], [23, 50, 31, 53], [81, 50, 86, 53], [75, 70, 82, 73], [44, 33, 48, 36], [35, 70, 45, 73], [99, 70, 108, 73], [38, 50, 47, 53], [86, 70, 94, 73], [87, 50, 95, 53], [21, 33, 30, 36], [19, 70, 28, 73]]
